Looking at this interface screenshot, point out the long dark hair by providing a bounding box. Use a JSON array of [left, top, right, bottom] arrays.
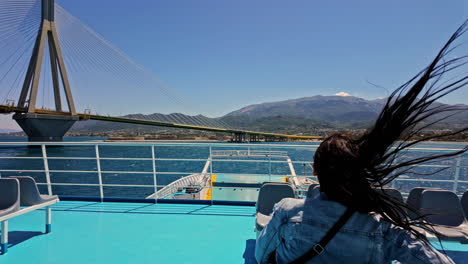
[[314, 19, 468, 248]]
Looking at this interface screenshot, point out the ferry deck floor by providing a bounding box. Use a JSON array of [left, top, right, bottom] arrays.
[[1, 201, 467, 264]]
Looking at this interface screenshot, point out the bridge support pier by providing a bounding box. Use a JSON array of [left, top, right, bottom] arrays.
[[249, 134, 260, 142], [13, 113, 79, 142], [231, 132, 247, 143]]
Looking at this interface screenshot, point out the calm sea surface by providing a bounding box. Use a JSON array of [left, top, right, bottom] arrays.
[[0, 136, 466, 199]]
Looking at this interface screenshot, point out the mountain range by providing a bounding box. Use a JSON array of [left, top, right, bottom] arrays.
[[70, 95, 468, 134], [224, 95, 385, 129]]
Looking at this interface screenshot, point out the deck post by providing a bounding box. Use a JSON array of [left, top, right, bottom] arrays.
[[95, 145, 104, 202], [268, 154, 272, 182], [209, 146, 213, 206], [46, 206, 52, 233], [453, 155, 462, 194], [151, 145, 158, 203], [1, 220, 8, 254], [41, 144, 52, 195]]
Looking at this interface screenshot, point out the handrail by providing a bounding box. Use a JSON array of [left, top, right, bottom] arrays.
[[0, 141, 464, 202]]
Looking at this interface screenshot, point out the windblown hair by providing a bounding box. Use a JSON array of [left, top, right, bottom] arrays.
[[314, 20, 468, 248]]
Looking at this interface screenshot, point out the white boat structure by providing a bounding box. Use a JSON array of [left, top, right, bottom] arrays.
[[147, 149, 317, 201]]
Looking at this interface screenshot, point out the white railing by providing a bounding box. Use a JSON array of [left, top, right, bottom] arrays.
[[0, 141, 465, 202], [149, 173, 210, 199], [211, 150, 289, 158]]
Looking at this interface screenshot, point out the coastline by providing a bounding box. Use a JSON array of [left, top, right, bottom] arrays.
[[0, 134, 465, 143], [105, 139, 222, 142]]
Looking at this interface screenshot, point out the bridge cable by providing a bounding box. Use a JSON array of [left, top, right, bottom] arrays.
[[0, 0, 41, 103], [0, 25, 40, 102], [54, 5, 234, 129], [0, 2, 234, 130]]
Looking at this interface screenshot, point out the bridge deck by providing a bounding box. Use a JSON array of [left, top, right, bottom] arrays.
[[0, 105, 322, 140]]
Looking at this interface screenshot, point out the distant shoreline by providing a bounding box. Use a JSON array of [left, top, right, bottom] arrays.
[[105, 139, 221, 142], [0, 134, 465, 143]]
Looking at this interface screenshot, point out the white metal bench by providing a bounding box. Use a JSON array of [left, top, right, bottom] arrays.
[[0, 177, 59, 254]]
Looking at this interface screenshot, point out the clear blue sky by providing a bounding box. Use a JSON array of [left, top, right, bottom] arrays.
[[1, 0, 467, 129]]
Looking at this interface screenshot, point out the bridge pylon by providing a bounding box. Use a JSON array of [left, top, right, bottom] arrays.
[[13, 0, 79, 141]]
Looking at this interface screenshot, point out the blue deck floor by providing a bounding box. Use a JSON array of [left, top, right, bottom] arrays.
[[1, 201, 467, 264], [1, 201, 258, 264]]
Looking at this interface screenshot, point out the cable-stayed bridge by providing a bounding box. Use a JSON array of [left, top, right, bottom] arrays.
[[0, 0, 322, 142]]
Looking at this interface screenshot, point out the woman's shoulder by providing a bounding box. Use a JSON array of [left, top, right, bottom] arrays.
[[274, 197, 305, 213]]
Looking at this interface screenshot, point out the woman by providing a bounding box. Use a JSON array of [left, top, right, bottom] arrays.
[[256, 20, 468, 264]]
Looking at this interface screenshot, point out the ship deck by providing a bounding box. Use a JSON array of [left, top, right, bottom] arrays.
[[1, 201, 257, 264], [2, 201, 468, 264], [211, 174, 287, 202]]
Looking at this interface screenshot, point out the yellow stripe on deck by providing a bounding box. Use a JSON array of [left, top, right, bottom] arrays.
[[282, 177, 288, 182], [204, 174, 217, 200]]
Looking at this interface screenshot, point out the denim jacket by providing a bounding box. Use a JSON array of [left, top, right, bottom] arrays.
[[255, 194, 454, 264]]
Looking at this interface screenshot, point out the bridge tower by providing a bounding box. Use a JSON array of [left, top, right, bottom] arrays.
[[13, 0, 79, 141]]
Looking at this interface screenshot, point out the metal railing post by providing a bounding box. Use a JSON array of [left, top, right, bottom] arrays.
[[45, 206, 52, 233], [209, 146, 213, 205], [453, 155, 462, 194], [41, 144, 52, 195], [151, 145, 158, 203], [268, 155, 272, 182], [308, 162, 317, 182], [95, 145, 104, 202], [390, 158, 398, 189], [1, 220, 8, 253]]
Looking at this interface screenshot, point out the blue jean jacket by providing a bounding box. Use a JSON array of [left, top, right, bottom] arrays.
[[255, 194, 454, 264]]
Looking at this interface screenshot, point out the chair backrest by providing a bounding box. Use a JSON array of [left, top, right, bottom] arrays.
[[375, 188, 404, 203], [462, 191, 468, 219], [406, 187, 426, 211], [0, 178, 20, 210], [9, 176, 42, 206], [256, 183, 295, 215], [419, 190, 465, 227], [306, 184, 320, 198], [406, 187, 440, 219]]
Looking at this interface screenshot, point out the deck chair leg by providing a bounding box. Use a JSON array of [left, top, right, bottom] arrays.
[[1, 220, 8, 254], [45, 207, 52, 233]]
